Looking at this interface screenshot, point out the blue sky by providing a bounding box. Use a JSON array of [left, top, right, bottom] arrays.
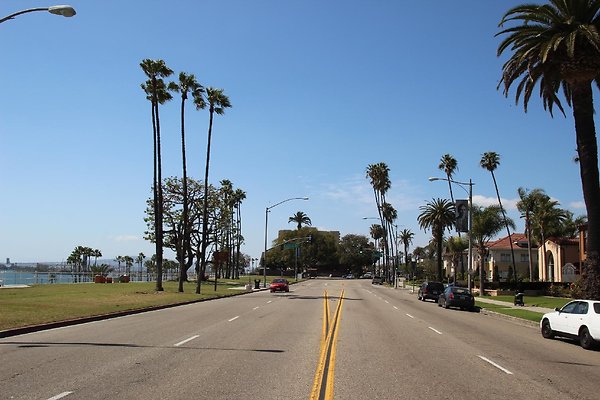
[[1, 0, 591, 264]]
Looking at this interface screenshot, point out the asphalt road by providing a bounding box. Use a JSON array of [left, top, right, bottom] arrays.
[[1, 279, 599, 400]]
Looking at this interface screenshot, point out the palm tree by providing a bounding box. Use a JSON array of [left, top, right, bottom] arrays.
[[169, 72, 205, 292], [417, 198, 456, 281], [446, 236, 468, 282], [480, 151, 517, 282], [366, 162, 392, 278], [289, 211, 312, 230], [233, 188, 246, 279], [382, 202, 398, 282], [141, 59, 174, 292], [517, 187, 546, 281], [497, 1, 600, 298], [471, 205, 515, 293], [399, 228, 415, 276], [92, 249, 102, 268], [115, 256, 123, 275], [438, 154, 458, 204], [198, 87, 232, 295], [136, 252, 145, 281]]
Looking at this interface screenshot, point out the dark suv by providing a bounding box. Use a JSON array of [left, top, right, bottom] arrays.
[[418, 281, 445, 302]]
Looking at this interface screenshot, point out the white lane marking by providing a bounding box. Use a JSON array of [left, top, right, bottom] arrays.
[[228, 316, 240, 322], [393, 306, 399, 310], [174, 335, 199, 347], [428, 327, 443, 335], [385, 300, 389, 304], [253, 306, 260, 310], [406, 314, 414, 319], [478, 355, 514, 375], [267, 300, 272, 304], [47, 392, 73, 400]]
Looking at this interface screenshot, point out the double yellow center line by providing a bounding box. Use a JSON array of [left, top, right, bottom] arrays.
[[310, 289, 345, 400]]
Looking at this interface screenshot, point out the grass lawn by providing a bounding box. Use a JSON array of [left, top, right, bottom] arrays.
[[480, 295, 571, 310], [475, 301, 545, 323], [0, 276, 287, 331]]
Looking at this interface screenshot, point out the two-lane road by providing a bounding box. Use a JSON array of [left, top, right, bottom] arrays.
[[1, 279, 599, 399]]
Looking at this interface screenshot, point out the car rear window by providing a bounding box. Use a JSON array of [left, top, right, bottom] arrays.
[[453, 288, 469, 295], [272, 279, 286, 283], [594, 303, 600, 314]]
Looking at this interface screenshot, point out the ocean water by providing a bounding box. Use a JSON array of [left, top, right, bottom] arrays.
[[0, 271, 80, 285]]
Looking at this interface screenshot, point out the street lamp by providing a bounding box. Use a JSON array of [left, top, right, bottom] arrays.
[[428, 177, 475, 293], [263, 197, 309, 288], [1, 5, 76, 24]]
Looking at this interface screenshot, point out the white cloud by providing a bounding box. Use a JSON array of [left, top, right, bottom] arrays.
[[569, 201, 586, 209], [113, 235, 140, 242]]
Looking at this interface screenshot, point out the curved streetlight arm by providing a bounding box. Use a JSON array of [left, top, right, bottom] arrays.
[[1, 5, 76, 24], [267, 197, 309, 211]]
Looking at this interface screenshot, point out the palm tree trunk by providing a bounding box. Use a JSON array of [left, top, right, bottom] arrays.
[[179, 96, 188, 293], [572, 83, 600, 259], [198, 109, 215, 294], [491, 170, 517, 281]]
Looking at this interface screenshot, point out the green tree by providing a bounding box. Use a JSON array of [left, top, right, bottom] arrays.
[[136, 252, 146, 280], [417, 198, 456, 281], [497, 0, 600, 298], [169, 72, 205, 292], [445, 236, 468, 282], [140, 59, 174, 292], [199, 88, 231, 295], [517, 187, 545, 281], [338, 234, 373, 277], [366, 162, 393, 279], [471, 205, 515, 292], [438, 154, 458, 204], [480, 151, 516, 281], [289, 211, 312, 230]]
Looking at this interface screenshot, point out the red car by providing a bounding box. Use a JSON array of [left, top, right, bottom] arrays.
[[270, 278, 289, 293]]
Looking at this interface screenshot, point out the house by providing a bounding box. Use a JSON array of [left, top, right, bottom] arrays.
[[538, 237, 580, 282], [485, 233, 538, 281]]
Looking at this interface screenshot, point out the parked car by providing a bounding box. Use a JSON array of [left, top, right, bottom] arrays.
[[417, 281, 444, 302], [270, 278, 289, 293], [437, 286, 475, 311], [361, 272, 373, 279], [540, 300, 600, 350], [371, 276, 384, 285]]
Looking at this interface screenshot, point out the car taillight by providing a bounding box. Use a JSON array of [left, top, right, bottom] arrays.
[[424, 288, 428, 293], [449, 292, 454, 300]]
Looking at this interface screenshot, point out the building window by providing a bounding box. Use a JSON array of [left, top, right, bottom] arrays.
[[500, 253, 511, 262], [520, 254, 529, 263]]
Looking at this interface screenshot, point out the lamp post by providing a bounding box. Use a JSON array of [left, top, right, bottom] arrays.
[[1, 5, 76, 24], [429, 177, 475, 293], [263, 197, 309, 288]]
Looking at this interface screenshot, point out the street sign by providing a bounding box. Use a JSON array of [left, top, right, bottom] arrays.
[[283, 243, 298, 250]]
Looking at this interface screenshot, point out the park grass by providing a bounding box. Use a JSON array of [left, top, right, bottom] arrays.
[[0, 278, 274, 332], [475, 301, 545, 323]]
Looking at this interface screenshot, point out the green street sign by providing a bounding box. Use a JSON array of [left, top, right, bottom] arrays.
[[283, 243, 298, 250]]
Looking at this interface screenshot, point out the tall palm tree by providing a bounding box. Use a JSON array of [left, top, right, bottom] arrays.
[[471, 205, 514, 293], [382, 202, 398, 282], [517, 187, 546, 281], [446, 236, 468, 282], [169, 72, 205, 292], [399, 228, 415, 275], [233, 188, 246, 279], [141, 59, 174, 292], [417, 198, 456, 281], [480, 151, 517, 281], [366, 162, 392, 277], [438, 154, 458, 204], [497, 0, 600, 298], [530, 194, 568, 281], [136, 252, 145, 281], [92, 249, 102, 268], [198, 87, 231, 295], [289, 211, 312, 230]]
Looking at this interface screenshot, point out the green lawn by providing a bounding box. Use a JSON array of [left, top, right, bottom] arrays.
[[0, 277, 287, 331], [475, 301, 545, 323], [481, 295, 571, 309]]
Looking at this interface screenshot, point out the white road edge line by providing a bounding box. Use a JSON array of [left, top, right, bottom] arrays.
[[393, 306, 399, 310], [478, 355, 514, 375], [385, 300, 389, 304], [428, 327, 443, 335], [174, 335, 200, 347], [406, 313, 414, 319], [228, 316, 240, 322], [47, 392, 73, 400]]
